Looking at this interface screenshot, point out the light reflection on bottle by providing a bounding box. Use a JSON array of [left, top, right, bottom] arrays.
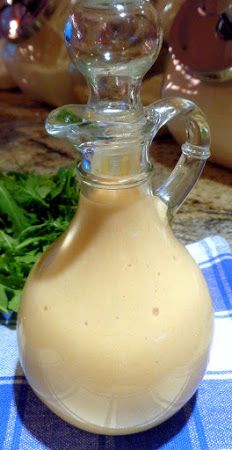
[[8, 18, 18, 39]]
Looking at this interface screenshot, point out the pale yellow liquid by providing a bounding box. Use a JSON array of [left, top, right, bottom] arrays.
[[17, 187, 213, 435]]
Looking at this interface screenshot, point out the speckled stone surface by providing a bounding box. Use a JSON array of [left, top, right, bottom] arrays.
[[0, 90, 231, 246]]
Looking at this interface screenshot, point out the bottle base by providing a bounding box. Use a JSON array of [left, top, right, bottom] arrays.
[[33, 388, 194, 436]]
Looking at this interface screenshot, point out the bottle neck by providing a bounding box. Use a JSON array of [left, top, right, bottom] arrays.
[[79, 176, 154, 207], [77, 137, 153, 189], [46, 103, 156, 190]]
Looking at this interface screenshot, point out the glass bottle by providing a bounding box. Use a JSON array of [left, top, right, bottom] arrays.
[[160, 0, 232, 168], [17, 0, 213, 435]]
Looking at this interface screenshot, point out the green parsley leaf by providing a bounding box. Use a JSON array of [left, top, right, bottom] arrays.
[[0, 165, 79, 316], [55, 108, 83, 124]]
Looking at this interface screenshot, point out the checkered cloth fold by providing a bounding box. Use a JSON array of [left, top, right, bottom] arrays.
[[0, 236, 231, 450]]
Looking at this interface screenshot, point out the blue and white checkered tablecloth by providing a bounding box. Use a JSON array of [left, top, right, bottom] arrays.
[[0, 235, 231, 450]]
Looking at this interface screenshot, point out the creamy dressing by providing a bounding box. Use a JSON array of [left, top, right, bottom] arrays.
[[17, 187, 213, 434]]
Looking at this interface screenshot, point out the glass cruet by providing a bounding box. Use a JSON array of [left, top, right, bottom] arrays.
[[17, 0, 213, 435]]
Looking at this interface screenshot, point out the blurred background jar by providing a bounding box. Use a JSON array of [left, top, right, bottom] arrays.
[[0, 0, 88, 106], [0, 0, 165, 107], [0, 38, 16, 89], [156, 0, 232, 168], [0, 1, 16, 89]]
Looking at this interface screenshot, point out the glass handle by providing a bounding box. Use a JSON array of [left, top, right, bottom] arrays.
[[145, 97, 211, 214]]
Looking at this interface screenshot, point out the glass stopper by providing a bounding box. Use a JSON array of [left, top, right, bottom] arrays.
[[64, 0, 163, 111]]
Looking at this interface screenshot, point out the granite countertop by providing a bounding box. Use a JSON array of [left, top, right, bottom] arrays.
[[0, 90, 231, 246]]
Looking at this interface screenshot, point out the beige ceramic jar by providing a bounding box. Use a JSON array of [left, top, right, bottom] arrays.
[[0, 40, 16, 89], [157, 0, 232, 168], [1, 0, 87, 106]]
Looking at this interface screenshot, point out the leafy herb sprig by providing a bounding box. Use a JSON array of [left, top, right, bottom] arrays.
[[0, 166, 79, 315]]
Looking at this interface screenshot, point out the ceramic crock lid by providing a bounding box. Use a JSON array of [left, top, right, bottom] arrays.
[[168, 0, 232, 80], [0, 0, 58, 42]]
